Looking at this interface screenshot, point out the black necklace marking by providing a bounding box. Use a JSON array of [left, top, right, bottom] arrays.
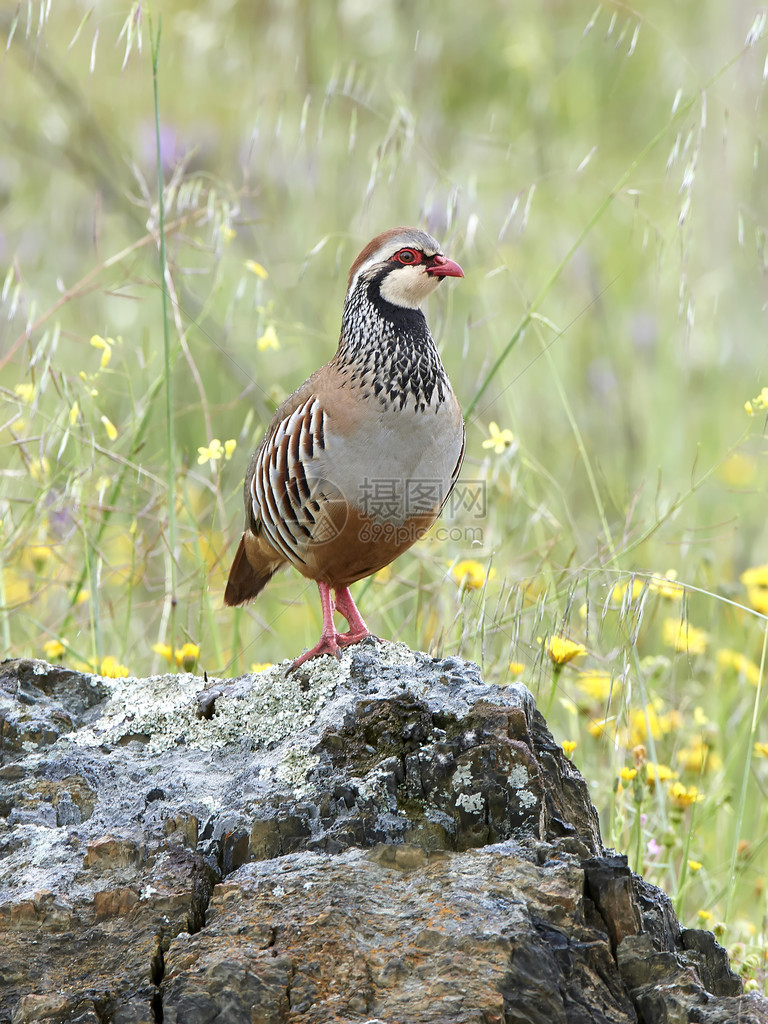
[[334, 269, 448, 412]]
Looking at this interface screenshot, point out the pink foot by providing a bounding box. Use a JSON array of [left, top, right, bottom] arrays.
[[334, 586, 370, 649], [334, 628, 369, 649], [288, 582, 371, 671], [288, 581, 340, 671], [289, 634, 342, 671]]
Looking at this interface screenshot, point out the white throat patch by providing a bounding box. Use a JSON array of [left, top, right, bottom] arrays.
[[378, 264, 442, 309]]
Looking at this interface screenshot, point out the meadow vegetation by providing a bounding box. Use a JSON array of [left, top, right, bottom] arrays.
[[1, 0, 767, 987]]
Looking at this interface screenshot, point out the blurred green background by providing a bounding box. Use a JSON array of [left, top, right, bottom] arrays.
[[2, 1, 768, 944]]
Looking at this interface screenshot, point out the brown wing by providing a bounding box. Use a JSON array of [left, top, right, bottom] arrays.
[[250, 394, 329, 567], [224, 373, 330, 606]]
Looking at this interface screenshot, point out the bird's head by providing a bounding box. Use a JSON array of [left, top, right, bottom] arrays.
[[347, 227, 464, 310]]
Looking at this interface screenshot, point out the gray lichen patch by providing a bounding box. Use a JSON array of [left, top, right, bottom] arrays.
[[71, 660, 340, 752], [63, 640, 422, 754], [508, 764, 538, 809], [455, 791, 486, 813], [272, 749, 321, 794]]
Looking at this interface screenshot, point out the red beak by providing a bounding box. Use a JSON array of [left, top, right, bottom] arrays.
[[427, 254, 464, 279]]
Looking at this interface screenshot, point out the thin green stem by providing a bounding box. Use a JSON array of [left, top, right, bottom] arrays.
[[631, 782, 645, 873], [674, 798, 698, 921], [544, 661, 562, 718], [725, 620, 768, 922], [150, 13, 177, 658], [0, 547, 10, 657]]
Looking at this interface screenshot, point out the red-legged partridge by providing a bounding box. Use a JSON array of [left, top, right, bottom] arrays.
[[225, 226, 465, 668]]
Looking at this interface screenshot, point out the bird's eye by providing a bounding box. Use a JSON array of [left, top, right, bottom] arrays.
[[394, 248, 420, 265]]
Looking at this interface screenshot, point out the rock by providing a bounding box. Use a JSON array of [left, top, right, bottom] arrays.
[[0, 642, 765, 1023]]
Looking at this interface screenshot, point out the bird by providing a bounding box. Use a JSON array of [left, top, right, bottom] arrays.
[[224, 226, 465, 669]]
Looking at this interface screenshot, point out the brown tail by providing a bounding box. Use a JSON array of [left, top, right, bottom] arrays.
[[224, 534, 280, 606]]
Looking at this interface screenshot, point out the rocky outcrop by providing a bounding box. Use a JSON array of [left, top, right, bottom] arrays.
[[1, 640, 765, 1023]]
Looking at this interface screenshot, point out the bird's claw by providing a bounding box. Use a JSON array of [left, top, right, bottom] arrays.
[[286, 628, 371, 673]]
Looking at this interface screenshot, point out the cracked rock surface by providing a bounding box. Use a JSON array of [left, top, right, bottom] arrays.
[[1, 640, 766, 1023]]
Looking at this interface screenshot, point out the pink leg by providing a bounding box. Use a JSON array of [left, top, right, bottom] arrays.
[[290, 581, 342, 670], [333, 586, 370, 648]]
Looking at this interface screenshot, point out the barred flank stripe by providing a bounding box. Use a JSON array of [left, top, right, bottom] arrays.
[[252, 397, 327, 565]]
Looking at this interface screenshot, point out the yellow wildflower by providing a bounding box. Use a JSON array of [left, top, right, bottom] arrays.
[[452, 559, 494, 590], [645, 762, 678, 789], [741, 564, 768, 588], [14, 383, 35, 404], [69, 401, 79, 426], [220, 225, 236, 244], [649, 570, 684, 600], [42, 639, 66, 661], [90, 334, 115, 370], [662, 618, 708, 655], [250, 662, 274, 673], [100, 655, 130, 678], [27, 544, 53, 569], [619, 766, 638, 782], [588, 717, 611, 739], [688, 859, 703, 872], [668, 781, 703, 808], [754, 741, 768, 758], [630, 701, 682, 745], [741, 565, 768, 614], [152, 643, 174, 664], [575, 671, 616, 701], [720, 453, 756, 486], [698, 909, 714, 923], [540, 635, 587, 666], [175, 642, 200, 671], [257, 325, 280, 351], [677, 736, 722, 774], [562, 740, 577, 756], [245, 259, 268, 279], [716, 649, 762, 686], [693, 706, 709, 727], [198, 438, 225, 464], [482, 421, 514, 454], [224, 439, 237, 460], [745, 587, 768, 615], [508, 661, 526, 676], [28, 457, 50, 481], [101, 415, 118, 441], [744, 386, 768, 415]]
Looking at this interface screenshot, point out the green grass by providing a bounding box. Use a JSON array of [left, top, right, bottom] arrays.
[[1, 0, 767, 988]]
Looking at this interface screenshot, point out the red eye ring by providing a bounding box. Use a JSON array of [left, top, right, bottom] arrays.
[[393, 248, 421, 265]]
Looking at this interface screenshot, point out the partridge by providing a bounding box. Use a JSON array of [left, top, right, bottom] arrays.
[[225, 226, 465, 668]]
